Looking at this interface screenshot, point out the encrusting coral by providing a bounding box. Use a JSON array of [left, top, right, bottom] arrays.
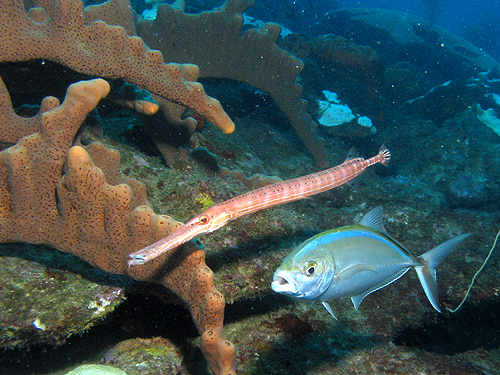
[[0, 78, 235, 375]]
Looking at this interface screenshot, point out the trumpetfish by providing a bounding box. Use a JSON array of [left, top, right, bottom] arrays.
[[128, 145, 391, 266]]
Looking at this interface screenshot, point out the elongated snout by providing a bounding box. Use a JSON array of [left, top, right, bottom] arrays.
[[127, 222, 200, 266], [128, 208, 233, 266]]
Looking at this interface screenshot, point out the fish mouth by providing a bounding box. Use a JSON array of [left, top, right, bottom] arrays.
[[271, 274, 297, 294]]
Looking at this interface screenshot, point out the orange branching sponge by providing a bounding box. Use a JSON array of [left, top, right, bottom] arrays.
[[84, 0, 137, 36], [0, 0, 234, 134], [0, 79, 235, 375], [156, 245, 236, 375], [137, 0, 329, 167], [0, 77, 46, 143]]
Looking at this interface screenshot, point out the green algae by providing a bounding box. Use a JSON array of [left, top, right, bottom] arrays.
[[103, 337, 190, 375], [194, 192, 215, 211], [0, 243, 127, 348]]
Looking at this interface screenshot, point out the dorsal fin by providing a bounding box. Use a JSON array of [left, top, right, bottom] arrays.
[[359, 206, 387, 234], [345, 147, 360, 161], [359, 206, 415, 256]]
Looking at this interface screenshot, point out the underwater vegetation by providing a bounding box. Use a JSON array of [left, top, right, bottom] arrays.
[[0, 0, 499, 374]]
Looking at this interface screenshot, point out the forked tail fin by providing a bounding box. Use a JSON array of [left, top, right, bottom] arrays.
[[414, 233, 471, 312]]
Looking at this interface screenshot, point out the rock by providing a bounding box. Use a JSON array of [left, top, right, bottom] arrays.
[[446, 172, 493, 208], [316, 8, 499, 80], [103, 337, 189, 375], [0, 243, 127, 349], [65, 364, 128, 375]]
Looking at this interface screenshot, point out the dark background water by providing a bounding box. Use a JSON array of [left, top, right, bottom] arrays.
[[128, 0, 499, 60], [244, 0, 500, 60], [340, 0, 498, 33]]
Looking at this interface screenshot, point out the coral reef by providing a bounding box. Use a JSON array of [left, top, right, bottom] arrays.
[[103, 337, 188, 374], [136, 0, 329, 167], [280, 34, 384, 101], [446, 172, 493, 208], [0, 244, 126, 349], [401, 79, 482, 124], [2, 74, 500, 375], [2, 1, 500, 374], [0, 0, 234, 135], [316, 8, 498, 80], [2, 0, 331, 169], [0, 78, 234, 375], [381, 62, 436, 105]]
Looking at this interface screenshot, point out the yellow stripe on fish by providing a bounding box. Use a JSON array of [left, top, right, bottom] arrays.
[[271, 206, 471, 319]]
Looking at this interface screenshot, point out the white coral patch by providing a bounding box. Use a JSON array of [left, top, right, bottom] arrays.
[[321, 90, 341, 103], [317, 90, 376, 136], [33, 318, 46, 331], [88, 298, 112, 314], [477, 104, 500, 136], [318, 102, 355, 126], [357, 116, 373, 127]]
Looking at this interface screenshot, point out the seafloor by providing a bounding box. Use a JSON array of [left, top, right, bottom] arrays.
[[1, 5, 500, 375], [2, 99, 500, 374]]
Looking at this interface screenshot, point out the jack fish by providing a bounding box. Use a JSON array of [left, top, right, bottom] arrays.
[[271, 207, 470, 319]]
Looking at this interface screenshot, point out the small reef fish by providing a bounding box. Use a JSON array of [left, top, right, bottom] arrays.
[[271, 206, 470, 319], [128, 145, 391, 266]]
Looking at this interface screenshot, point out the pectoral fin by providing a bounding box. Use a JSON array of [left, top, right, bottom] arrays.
[[336, 264, 378, 281]]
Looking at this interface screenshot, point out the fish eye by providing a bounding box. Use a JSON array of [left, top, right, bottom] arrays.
[[198, 215, 210, 224], [305, 261, 317, 276]]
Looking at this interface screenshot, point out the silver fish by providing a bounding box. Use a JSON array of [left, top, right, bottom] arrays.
[[271, 207, 470, 319]]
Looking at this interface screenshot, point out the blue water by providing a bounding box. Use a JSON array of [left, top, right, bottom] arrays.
[[132, 0, 500, 59], [236, 0, 500, 59], [340, 0, 499, 34]]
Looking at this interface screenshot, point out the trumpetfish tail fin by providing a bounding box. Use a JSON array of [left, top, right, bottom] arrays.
[[378, 144, 391, 166]]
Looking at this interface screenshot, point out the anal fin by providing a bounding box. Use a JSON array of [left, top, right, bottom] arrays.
[[351, 267, 411, 310], [322, 302, 338, 320]]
